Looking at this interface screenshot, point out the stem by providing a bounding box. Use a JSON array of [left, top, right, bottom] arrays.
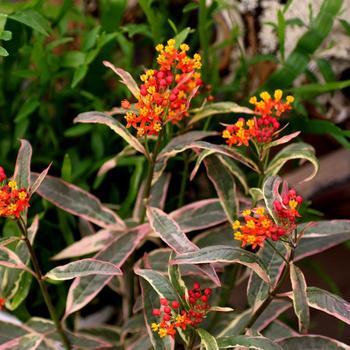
[[242, 247, 295, 331], [17, 220, 71, 350], [178, 153, 190, 207], [265, 239, 289, 264]]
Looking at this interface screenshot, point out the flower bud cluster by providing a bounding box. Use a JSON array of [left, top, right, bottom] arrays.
[[123, 39, 202, 137], [223, 90, 294, 146], [0, 167, 30, 218], [151, 282, 212, 338], [273, 188, 303, 225]]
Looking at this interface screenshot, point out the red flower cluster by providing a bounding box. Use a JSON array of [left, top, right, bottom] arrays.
[[124, 39, 202, 137], [0, 169, 30, 218], [151, 282, 212, 338], [223, 90, 294, 146], [0, 298, 5, 310], [233, 188, 303, 248]]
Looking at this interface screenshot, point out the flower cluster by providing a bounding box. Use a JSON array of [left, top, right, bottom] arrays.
[[0, 298, 5, 310], [123, 39, 202, 137], [223, 90, 294, 146], [233, 188, 303, 248], [0, 168, 30, 218], [151, 282, 212, 338]]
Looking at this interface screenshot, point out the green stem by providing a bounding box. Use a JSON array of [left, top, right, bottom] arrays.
[[178, 153, 190, 207], [17, 219, 71, 350], [242, 247, 295, 331], [265, 239, 289, 264]]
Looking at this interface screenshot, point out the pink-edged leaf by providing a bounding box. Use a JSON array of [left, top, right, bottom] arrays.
[[216, 335, 283, 350], [172, 245, 269, 284], [103, 61, 140, 99], [13, 139, 32, 189], [289, 263, 309, 334], [266, 131, 301, 149], [0, 246, 34, 276], [29, 163, 51, 196], [147, 207, 221, 286], [295, 220, 350, 261], [45, 258, 122, 281], [30, 173, 126, 230], [278, 335, 350, 350], [64, 224, 148, 317], [197, 329, 219, 350], [189, 102, 254, 126], [209, 306, 234, 312], [78, 218, 96, 237], [52, 229, 115, 260], [190, 149, 216, 181], [262, 320, 298, 340], [150, 173, 171, 210], [263, 176, 283, 222], [266, 142, 319, 183], [247, 240, 287, 308], [125, 333, 152, 350], [203, 154, 238, 223], [139, 274, 175, 350], [74, 112, 147, 157], [169, 198, 227, 233], [193, 224, 239, 248]]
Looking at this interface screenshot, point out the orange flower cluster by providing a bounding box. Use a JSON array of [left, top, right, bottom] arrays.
[[124, 39, 202, 137], [223, 90, 294, 146], [0, 168, 30, 218], [0, 298, 5, 310], [151, 282, 211, 338]]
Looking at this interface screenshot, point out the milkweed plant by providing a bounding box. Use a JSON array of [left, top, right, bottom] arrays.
[[1, 38, 350, 350]]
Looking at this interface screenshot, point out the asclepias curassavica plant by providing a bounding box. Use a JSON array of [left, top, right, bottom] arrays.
[[1, 38, 350, 350]]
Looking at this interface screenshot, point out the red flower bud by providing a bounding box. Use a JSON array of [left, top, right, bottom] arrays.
[[152, 308, 161, 316], [204, 288, 212, 296], [164, 306, 171, 314], [163, 313, 171, 321], [201, 295, 208, 302], [193, 282, 200, 290], [160, 298, 168, 306], [172, 301, 180, 309]]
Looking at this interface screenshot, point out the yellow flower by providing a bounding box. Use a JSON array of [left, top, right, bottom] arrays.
[[274, 89, 283, 101], [246, 119, 255, 128], [260, 91, 271, 102], [159, 328, 167, 338], [249, 96, 257, 105], [155, 44, 164, 52], [286, 95, 295, 104], [255, 207, 265, 215], [289, 199, 298, 209], [180, 43, 189, 51], [8, 181, 17, 190], [232, 220, 241, 230], [242, 209, 251, 217], [234, 231, 243, 240], [18, 191, 27, 200], [246, 219, 255, 229], [222, 130, 231, 139], [151, 323, 159, 332]]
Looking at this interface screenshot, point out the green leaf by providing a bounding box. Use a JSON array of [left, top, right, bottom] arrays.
[[217, 335, 283, 349], [197, 329, 219, 350], [266, 142, 319, 182], [13, 139, 32, 189], [262, 320, 298, 340], [45, 258, 122, 281], [0, 30, 11, 41], [174, 27, 192, 48], [9, 9, 51, 36], [277, 10, 285, 61], [172, 245, 270, 284], [0, 46, 9, 56], [189, 102, 253, 125], [168, 252, 187, 303], [203, 154, 238, 222], [71, 64, 88, 88], [278, 335, 349, 350], [290, 263, 309, 333], [339, 19, 350, 36]]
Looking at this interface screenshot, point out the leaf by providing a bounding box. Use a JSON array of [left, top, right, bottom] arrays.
[[294, 220, 350, 261], [197, 329, 219, 350], [262, 175, 283, 222], [278, 335, 350, 350], [172, 245, 269, 284], [14, 98, 40, 122], [262, 0, 343, 90], [103, 61, 140, 99], [290, 263, 309, 333], [190, 149, 216, 181], [71, 64, 88, 88], [29, 163, 51, 196], [52, 229, 115, 260], [9, 9, 51, 36], [170, 199, 227, 233], [0, 320, 27, 345], [266, 131, 301, 149], [74, 111, 147, 156], [203, 154, 238, 223], [291, 80, 350, 99], [147, 207, 220, 286], [13, 139, 32, 189], [217, 335, 283, 350], [262, 320, 298, 340], [168, 252, 187, 303], [31, 173, 125, 229], [45, 258, 122, 281], [139, 276, 174, 350], [189, 102, 254, 125], [64, 224, 148, 317], [306, 287, 350, 325], [266, 142, 319, 183], [135, 268, 178, 301]]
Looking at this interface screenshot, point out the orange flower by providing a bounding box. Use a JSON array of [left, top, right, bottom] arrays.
[[0, 179, 30, 218], [123, 39, 202, 137], [0, 298, 5, 310], [223, 90, 294, 147]]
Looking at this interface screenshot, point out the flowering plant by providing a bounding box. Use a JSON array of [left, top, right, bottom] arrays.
[[0, 36, 349, 350]]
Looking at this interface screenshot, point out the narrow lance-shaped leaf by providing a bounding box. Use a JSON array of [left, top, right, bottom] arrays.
[[266, 131, 301, 149], [278, 335, 350, 350], [45, 258, 122, 281], [29, 163, 51, 196], [13, 139, 32, 189], [103, 61, 140, 99], [74, 111, 147, 157], [266, 142, 319, 183], [189, 102, 254, 125], [31, 173, 126, 230], [203, 154, 238, 223], [147, 207, 221, 286], [197, 329, 219, 350], [263, 176, 283, 222], [217, 335, 283, 350], [172, 245, 269, 284], [289, 263, 309, 334]]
